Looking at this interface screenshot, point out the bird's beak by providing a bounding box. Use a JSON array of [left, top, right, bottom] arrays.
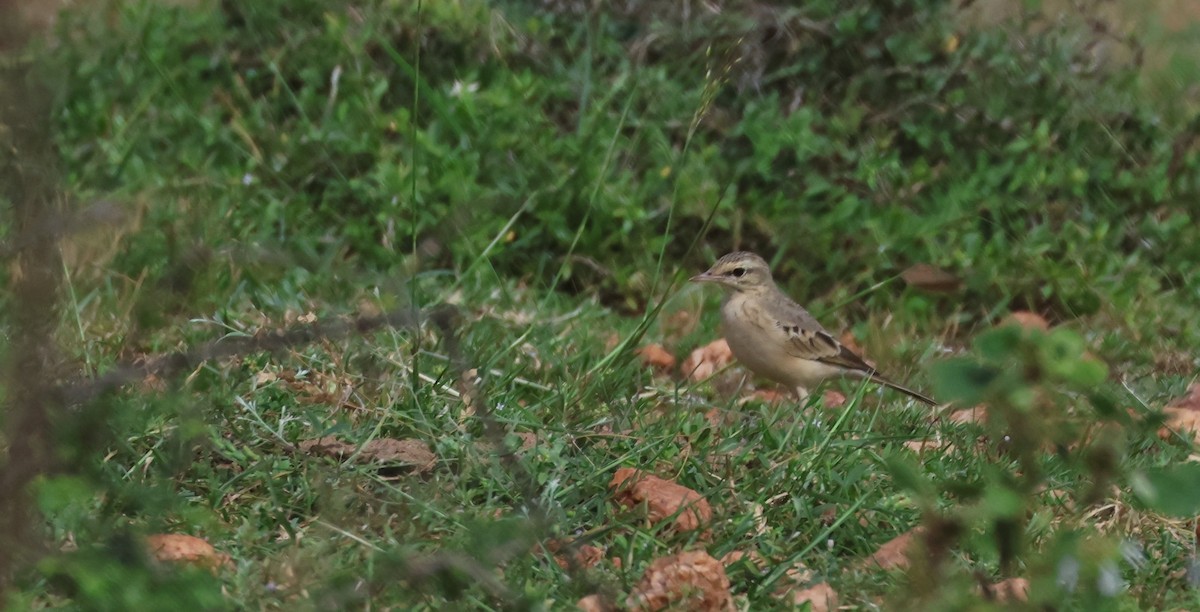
[[690, 271, 717, 283]]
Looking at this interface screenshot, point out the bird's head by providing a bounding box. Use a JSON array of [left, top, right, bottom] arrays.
[[690, 251, 773, 294]]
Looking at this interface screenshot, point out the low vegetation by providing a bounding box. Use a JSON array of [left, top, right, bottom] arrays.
[[3, 0, 1200, 608]]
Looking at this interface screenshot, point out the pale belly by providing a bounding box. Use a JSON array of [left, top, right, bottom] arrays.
[[720, 299, 848, 391]]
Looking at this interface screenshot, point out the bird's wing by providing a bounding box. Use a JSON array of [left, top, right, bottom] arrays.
[[769, 300, 877, 375], [765, 295, 938, 405]]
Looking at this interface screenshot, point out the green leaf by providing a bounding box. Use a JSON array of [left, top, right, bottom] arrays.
[[1041, 328, 1086, 360], [1058, 358, 1108, 387], [1040, 328, 1107, 385], [1131, 464, 1200, 517], [982, 484, 1024, 520], [35, 475, 97, 528], [974, 326, 1023, 361], [930, 358, 999, 405]]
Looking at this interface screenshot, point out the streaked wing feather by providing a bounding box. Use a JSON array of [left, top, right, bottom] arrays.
[[767, 295, 938, 406], [768, 299, 877, 374], [816, 340, 878, 375], [780, 325, 875, 375]]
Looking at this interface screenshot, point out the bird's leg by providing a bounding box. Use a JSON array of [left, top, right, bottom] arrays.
[[793, 386, 810, 401]]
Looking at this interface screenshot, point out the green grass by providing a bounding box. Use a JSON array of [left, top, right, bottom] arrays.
[[4, 0, 1200, 609]]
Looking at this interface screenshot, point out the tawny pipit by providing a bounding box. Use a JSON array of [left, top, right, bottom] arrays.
[[691, 251, 936, 405]]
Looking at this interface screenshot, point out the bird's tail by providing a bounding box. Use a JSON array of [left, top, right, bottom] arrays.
[[871, 374, 938, 406]]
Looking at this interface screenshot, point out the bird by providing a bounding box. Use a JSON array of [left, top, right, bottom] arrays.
[[690, 251, 936, 405]]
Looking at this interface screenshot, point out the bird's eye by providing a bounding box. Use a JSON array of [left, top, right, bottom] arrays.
[[730, 268, 746, 277]]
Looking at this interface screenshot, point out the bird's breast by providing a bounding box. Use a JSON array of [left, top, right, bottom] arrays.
[[719, 295, 843, 389], [720, 298, 792, 378]]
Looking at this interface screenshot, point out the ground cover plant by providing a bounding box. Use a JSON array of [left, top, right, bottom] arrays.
[[4, 0, 1200, 609]]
